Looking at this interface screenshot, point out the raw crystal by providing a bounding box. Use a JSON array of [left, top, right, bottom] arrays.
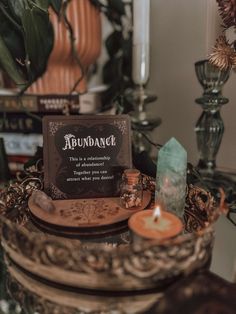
[[155, 138, 187, 217], [31, 190, 55, 212]]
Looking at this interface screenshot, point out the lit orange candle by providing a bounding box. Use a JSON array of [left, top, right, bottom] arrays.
[[128, 205, 183, 241]]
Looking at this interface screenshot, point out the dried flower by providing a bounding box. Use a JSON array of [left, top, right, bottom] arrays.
[[209, 35, 236, 70], [217, 0, 236, 28]]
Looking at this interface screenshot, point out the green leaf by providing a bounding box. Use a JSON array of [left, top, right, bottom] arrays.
[[49, 0, 62, 14], [34, 0, 50, 10], [105, 9, 121, 25], [0, 0, 9, 6], [105, 30, 122, 57], [0, 35, 26, 87], [7, 0, 25, 22], [107, 0, 125, 15], [0, 1, 23, 32], [103, 56, 123, 84], [0, 7, 25, 62], [21, 6, 54, 81]]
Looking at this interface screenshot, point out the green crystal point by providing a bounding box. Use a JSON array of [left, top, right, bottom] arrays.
[[156, 137, 187, 217], [157, 137, 187, 173]]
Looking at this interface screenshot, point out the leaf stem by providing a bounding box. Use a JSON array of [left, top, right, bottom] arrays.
[[62, 0, 85, 94], [0, 3, 23, 33], [27, 0, 49, 13]]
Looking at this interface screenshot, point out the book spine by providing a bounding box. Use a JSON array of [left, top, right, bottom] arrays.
[[0, 95, 38, 112], [0, 112, 42, 133], [0, 133, 43, 156], [37, 94, 80, 113], [0, 94, 80, 113]]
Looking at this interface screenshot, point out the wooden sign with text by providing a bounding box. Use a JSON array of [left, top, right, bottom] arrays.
[[43, 115, 132, 199]]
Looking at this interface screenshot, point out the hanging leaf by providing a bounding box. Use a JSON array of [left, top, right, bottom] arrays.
[[89, 0, 133, 109], [6, 0, 25, 23], [49, 0, 62, 14], [0, 8, 25, 63], [35, 0, 50, 9], [21, 6, 54, 81], [107, 0, 125, 15], [121, 38, 132, 79], [105, 30, 122, 57], [0, 35, 26, 87], [103, 56, 123, 84], [105, 10, 122, 25]]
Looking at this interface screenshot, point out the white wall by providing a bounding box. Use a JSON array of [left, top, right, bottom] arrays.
[[148, 0, 236, 170]]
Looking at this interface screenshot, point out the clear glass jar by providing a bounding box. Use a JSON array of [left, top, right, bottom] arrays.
[[120, 169, 143, 209]]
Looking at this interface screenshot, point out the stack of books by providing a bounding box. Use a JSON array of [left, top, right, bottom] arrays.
[[0, 92, 82, 173]]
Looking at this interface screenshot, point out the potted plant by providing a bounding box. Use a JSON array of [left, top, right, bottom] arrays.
[[0, 0, 102, 94], [0, 0, 60, 91], [0, 0, 132, 105]]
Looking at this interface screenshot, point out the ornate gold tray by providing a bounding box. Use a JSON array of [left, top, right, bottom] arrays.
[[0, 162, 222, 292], [5, 256, 159, 314]]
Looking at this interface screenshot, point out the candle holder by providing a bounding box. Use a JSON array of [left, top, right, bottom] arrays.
[[128, 208, 183, 245], [194, 60, 236, 197], [194, 59, 230, 172], [125, 85, 162, 154], [130, 0, 161, 155]]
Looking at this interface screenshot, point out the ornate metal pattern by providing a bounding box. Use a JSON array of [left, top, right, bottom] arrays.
[[184, 184, 218, 233], [7, 275, 86, 314], [1, 211, 215, 290], [6, 266, 159, 314], [0, 160, 43, 226], [0, 159, 221, 291]]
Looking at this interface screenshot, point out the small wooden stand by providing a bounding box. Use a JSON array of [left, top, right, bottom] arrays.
[[28, 191, 151, 237]]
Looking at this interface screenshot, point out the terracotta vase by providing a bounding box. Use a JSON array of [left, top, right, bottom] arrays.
[[27, 0, 101, 95]]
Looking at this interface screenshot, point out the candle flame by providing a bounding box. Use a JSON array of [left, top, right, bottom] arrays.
[[153, 205, 161, 222]]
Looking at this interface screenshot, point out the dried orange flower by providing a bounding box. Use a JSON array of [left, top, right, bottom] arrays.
[[209, 35, 236, 70]]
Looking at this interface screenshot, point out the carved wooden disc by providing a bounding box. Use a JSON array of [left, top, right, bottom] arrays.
[[28, 191, 151, 230]]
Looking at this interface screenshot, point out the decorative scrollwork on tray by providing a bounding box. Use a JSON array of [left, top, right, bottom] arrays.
[[7, 271, 154, 314], [0, 157, 221, 291], [7, 275, 83, 314], [1, 215, 214, 290], [184, 184, 218, 233], [0, 162, 43, 226], [122, 231, 214, 281]]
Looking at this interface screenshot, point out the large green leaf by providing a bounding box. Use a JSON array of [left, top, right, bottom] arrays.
[[34, 0, 50, 10], [0, 35, 26, 87], [105, 30, 122, 57], [21, 6, 54, 81], [49, 0, 62, 14], [7, 0, 25, 23], [107, 0, 125, 15], [103, 56, 123, 84], [0, 8, 25, 62], [0, 0, 58, 88]]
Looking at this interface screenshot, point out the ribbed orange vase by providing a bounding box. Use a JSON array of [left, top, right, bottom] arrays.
[[27, 0, 101, 94]]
